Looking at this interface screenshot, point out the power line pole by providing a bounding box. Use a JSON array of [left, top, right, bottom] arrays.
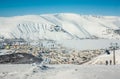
[[113, 47, 116, 65], [109, 43, 119, 65]]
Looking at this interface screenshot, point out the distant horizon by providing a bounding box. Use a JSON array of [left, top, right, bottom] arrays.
[[0, 0, 120, 17], [0, 13, 120, 17]]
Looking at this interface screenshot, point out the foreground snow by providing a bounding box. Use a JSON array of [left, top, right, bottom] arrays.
[[0, 64, 120, 79]]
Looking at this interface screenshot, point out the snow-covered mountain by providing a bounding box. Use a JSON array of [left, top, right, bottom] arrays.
[[0, 13, 120, 41]]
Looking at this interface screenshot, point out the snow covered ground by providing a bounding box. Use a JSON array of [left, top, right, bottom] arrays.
[[85, 49, 120, 65], [60, 39, 120, 50], [0, 64, 120, 79], [0, 49, 13, 55]]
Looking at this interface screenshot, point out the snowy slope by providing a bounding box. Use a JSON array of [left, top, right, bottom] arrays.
[[85, 49, 120, 65], [0, 13, 120, 40]]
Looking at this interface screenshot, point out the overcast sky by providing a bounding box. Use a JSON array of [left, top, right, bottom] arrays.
[[0, 0, 120, 16]]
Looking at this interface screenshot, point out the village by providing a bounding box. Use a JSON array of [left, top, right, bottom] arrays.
[[0, 36, 105, 64]]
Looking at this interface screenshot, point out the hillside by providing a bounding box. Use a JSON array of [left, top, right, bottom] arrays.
[[0, 13, 120, 41]]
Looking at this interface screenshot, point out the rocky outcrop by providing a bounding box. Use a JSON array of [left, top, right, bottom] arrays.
[[0, 53, 43, 64]]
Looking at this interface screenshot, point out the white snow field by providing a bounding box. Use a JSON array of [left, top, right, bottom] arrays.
[[0, 64, 120, 79], [60, 39, 120, 50]]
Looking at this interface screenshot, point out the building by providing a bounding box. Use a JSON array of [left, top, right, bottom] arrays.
[[37, 39, 59, 49]]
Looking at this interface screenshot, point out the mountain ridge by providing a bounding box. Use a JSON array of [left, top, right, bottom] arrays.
[[0, 13, 120, 41]]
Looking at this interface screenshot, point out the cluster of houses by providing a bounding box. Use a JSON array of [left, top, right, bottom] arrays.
[[36, 39, 60, 49], [0, 37, 26, 49], [40, 49, 104, 65], [0, 36, 60, 52]]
